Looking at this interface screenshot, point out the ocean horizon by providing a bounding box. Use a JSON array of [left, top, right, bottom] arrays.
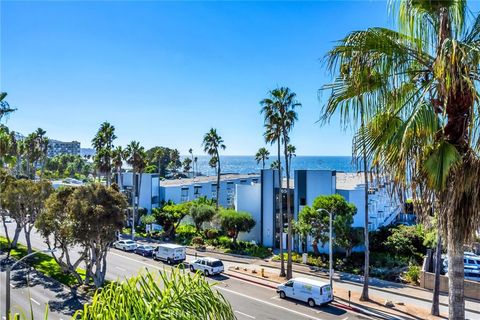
[[184, 155, 358, 176]]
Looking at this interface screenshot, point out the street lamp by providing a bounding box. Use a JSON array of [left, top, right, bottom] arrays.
[[316, 208, 334, 290], [5, 249, 56, 317]]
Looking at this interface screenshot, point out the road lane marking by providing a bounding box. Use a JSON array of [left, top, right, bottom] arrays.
[[109, 251, 163, 270], [30, 298, 40, 305], [235, 310, 255, 319], [217, 287, 325, 320], [115, 266, 126, 272]]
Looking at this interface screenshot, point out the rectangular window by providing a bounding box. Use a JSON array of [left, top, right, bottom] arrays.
[[300, 198, 306, 206], [194, 186, 202, 199], [181, 187, 189, 202], [211, 184, 217, 199]]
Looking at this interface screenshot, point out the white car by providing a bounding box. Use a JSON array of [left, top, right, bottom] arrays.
[[189, 257, 224, 276], [113, 240, 137, 251]]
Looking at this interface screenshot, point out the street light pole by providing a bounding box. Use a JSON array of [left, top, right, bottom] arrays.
[[317, 208, 334, 289], [5, 249, 55, 317]]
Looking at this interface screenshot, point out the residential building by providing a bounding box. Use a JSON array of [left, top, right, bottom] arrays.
[[47, 140, 81, 157], [119, 172, 160, 213]]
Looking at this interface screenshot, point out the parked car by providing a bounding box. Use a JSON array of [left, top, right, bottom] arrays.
[[113, 240, 137, 251], [153, 243, 186, 264], [135, 245, 155, 257], [189, 257, 224, 276], [277, 277, 333, 307], [1, 216, 12, 223]]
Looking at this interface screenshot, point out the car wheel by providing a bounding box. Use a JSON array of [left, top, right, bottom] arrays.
[[167, 258, 172, 265], [308, 299, 315, 308], [279, 291, 286, 299], [190, 265, 195, 272], [204, 270, 210, 277]]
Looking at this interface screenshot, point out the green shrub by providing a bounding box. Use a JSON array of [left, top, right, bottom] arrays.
[[176, 224, 197, 245], [404, 264, 421, 285], [218, 236, 232, 249]]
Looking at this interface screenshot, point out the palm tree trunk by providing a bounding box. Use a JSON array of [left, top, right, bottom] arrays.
[[131, 171, 137, 240], [360, 102, 370, 301], [277, 137, 285, 277], [447, 228, 465, 320], [284, 136, 293, 279], [431, 231, 442, 316], [216, 153, 220, 210]]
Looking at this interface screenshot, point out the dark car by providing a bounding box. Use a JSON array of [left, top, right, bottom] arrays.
[[135, 245, 155, 257]]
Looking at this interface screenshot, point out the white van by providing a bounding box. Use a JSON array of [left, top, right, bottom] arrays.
[[277, 277, 333, 307], [153, 243, 186, 264]]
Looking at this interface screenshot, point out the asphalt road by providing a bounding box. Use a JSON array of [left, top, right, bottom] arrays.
[[0, 225, 367, 320]]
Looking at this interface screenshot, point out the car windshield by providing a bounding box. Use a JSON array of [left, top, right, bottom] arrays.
[[211, 261, 223, 267], [125, 241, 135, 245], [144, 246, 154, 250]]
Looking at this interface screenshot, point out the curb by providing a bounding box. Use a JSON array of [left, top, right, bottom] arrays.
[[224, 270, 278, 289]]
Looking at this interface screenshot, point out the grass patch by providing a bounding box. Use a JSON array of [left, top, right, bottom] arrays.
[[0, 236, 84, 287]]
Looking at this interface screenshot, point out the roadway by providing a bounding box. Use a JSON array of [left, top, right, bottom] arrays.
[[0, 224, 367, 320]]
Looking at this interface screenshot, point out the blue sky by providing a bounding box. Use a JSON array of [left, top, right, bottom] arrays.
[[1, 1, 407, 155]]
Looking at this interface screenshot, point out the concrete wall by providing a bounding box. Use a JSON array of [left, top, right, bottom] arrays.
[[261, 170, 276, 248], [235, 183, 261, 243], [419, 271, 480, 300]]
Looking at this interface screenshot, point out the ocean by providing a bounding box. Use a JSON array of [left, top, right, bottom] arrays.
[[186, 155, 357, 176]]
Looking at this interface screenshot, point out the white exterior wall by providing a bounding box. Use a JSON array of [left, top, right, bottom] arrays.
[[235, 184, 261, 243], [121, 173, 159, 213]]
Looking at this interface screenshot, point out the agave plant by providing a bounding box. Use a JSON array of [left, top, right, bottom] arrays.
[[73, 268, 235, 320]]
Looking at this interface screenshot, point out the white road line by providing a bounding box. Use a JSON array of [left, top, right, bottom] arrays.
[[217, 287, 325, 320], [115, 266, 126, 272], [109, 251, 163, 271], [235, 310, 255, 319], [30, 298, 40, 305]]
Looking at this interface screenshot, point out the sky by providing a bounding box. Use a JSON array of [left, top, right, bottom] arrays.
[[1, 1, 407, 155]]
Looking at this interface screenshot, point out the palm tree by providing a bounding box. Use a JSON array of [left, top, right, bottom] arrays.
[[0, 93, 16, 122], [189, 148, 194, 177], [255, 147, 270, 169], [262, 87, 301, 279], [202, 128, 226, 210], [262, 103, 285, 277], [287, 144, 296, 178], [125, 141, 146, 240], [34, 128, 49, 180], [92, 122, 117, 186], [322, 1, 480, 317], [112, 146, 126, 189], [194, 156, 198, 177]]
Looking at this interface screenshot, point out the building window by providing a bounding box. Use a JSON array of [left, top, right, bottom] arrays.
[[181, 187, 189, 202], [240, 179, 247, 184], [252, 178, 258, 184], [194, 186, 202, 199], [211, 184, 217, 199], [226, 182, 234, 207], [300, 198, 306, 206]]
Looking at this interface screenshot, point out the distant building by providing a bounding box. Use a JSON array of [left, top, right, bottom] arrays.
[[47, 140, 81, 158]]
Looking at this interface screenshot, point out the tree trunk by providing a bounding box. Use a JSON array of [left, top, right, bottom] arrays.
[[216, 154, 220, 210], [284, 136, 293, 279], [447, 231, 465, 320], [277, 137, 285, 277], [24, 225, 32, 254], [360, 103, 370, 302], [131, 171, 137, 240], [431, 232, 442, 316], [10, 223, 22, 248], [312, 239, 320, 256]]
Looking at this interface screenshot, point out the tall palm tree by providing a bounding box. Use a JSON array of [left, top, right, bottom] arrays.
[[262, 104, 286, 277], [202, 128, 226, 210], [322, 1, 480, 317], [34, 128, 49, 180], [112, 146, 126, 189], [189, 148, 194, 177], [92, 122, 117, 186], [262, 87, 301, 279], [255, 147, 270, 169], [125, 141, 146, 240]]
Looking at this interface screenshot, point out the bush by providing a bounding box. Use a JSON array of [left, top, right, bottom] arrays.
[[218, 235, 232, 249], [191, 236, 205, 247], [404, 264, 421, 285], [205, 228, 219, 239], [176, 224, 197, 245]]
